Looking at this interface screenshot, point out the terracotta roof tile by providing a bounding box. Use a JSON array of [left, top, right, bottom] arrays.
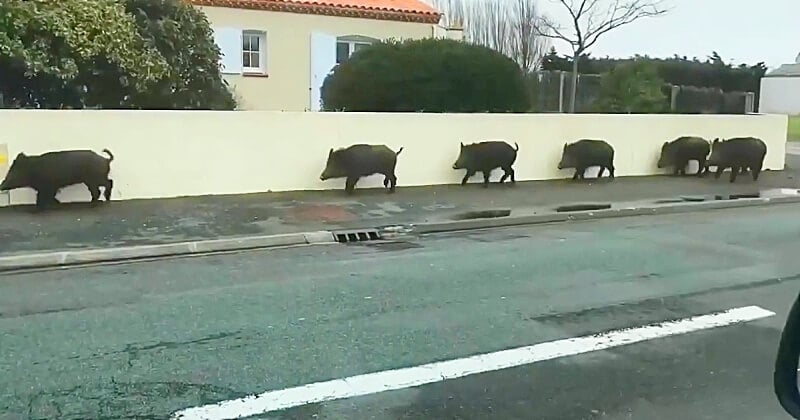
[[190, 0, 442, 24]]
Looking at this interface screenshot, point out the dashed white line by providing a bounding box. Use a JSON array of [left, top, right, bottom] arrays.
[[172, 305, 775, 420]]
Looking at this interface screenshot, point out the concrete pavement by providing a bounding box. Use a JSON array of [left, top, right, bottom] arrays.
[[2, 204, 800, 418], [1, 154, 799, 257]]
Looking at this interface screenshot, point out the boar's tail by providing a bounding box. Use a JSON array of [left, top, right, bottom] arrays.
[[514, 142, 519, 152], [102, 148, 115, 162], [395, 147, 404, 156]]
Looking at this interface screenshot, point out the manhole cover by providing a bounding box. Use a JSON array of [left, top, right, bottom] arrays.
[[451, 209, 511, 220]]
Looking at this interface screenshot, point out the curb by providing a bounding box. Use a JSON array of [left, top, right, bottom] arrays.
[[4, 192, 800, 272], [408, 194, 800, 235], [0, 231, 336, 272]]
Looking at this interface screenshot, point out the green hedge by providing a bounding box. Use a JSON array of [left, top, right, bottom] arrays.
[[320, 38, 530, 113]]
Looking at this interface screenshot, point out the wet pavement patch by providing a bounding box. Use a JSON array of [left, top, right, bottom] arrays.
[[451, 209, 511, 220], [680, 195, 707, 202], [288, 204, 357, 223], [555, 203, 612, 213], [714, 192, 760, 200]]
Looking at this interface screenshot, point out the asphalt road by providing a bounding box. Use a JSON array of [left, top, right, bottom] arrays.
[[3, 204, 800, 419]]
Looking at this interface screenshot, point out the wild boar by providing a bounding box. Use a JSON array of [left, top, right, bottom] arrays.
[[657, 136, 710, 176], [319, 144, 403, 194], [557, 139, 615, 180], [452, 140, 519, 187], [707, 137, 767, 182], [0, 149, 114, 209]]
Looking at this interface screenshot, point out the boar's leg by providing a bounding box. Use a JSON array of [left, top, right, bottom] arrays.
[[461, 170, 475, 185], [344, 176, 358, 194], [750, 163, 762, 181], [714, 165, 725, 179], [678, 159, 691, 176], [606, 161, 616, 179], [697, 158, 708, 177], [35, 189, 58, 210], [103, 179, 113, 201], [572, 167, 583, 180], [86, 182, 102, 204], [499, 166, 515, 184], [729, 166, 740, 183], [597, 166, 606, 178], [481, 170, 491, 188], [381, 172, 398, 193]]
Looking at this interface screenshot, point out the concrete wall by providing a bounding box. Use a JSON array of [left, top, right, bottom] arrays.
[[0, 111, 788, 206], [199, 6, 437, 111], [759, 77, 800, 114]]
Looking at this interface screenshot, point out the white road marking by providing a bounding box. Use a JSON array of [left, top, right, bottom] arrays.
[[172, 305, 775, 420]]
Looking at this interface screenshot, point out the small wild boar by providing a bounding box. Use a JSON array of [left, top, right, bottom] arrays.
[[557, 139, 615, 180], [0, 149, 115, 209], [319, 144, 403, 194], [657, 136, 710, 176], [452, 140, 519, 187], [707, 137, 767, 182]]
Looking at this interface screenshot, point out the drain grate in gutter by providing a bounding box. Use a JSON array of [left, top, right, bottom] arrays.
[[333, 229, 382, 243]]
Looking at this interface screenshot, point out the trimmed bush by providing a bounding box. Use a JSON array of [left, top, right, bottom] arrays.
[[320, 38, 530, 113], [594, 60, 668, 113]]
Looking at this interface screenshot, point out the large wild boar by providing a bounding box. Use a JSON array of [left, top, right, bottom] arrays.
[[319, 144, 403, 194], [657, 136, 710, 176], [707, 137, 767, 182], [452, 140, 519, 187], [557, 139, 615, 180], [0, 149, 115, 209]]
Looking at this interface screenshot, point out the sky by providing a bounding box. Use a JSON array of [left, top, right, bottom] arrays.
[[534, 0, 799, 70]]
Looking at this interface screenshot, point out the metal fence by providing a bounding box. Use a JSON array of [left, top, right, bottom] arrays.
[[527, 70, 755, 114], [527, 70, 601, 113]]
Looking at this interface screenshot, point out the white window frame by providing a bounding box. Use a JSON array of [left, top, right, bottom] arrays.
[[336, 35, 377, 64], [242, 30, 267, 74]]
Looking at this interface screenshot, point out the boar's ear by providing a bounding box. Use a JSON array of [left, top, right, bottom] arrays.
[[328, 148, 333, 156], [459, 142, 464, 148], [563, 142, 568, 150]]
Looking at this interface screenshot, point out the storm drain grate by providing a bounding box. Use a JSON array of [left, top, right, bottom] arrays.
[[333, 229, 382, 243]]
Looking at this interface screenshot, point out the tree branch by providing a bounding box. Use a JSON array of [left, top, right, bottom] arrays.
[[582, 0, 669, 50]]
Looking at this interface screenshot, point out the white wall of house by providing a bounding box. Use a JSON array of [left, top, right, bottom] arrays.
[[760, 77, 800, 114]]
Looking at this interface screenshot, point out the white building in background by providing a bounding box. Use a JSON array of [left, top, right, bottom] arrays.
[[759, 52, 800, 115]]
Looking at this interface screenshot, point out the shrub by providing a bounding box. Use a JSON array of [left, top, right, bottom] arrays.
[[594, 60, 668, 113], [320, 38, 530, 113]]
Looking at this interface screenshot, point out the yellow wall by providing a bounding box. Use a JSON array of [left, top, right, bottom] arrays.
[[0, 111, 788, 206], [199, 6, 436, 111]]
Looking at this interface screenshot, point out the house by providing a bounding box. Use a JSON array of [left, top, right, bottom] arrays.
[[759, 52, 800, 115], [190, 0, 463, 111]]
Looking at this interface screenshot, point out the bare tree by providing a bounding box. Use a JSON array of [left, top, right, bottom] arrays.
[[508, 0, 547, 72], [538, 0, 669, 112], [427, 0, 548, 72]]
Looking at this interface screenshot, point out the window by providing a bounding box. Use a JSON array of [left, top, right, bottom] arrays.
[[242, 31, 267, 73], [335, 39, 373, 64]]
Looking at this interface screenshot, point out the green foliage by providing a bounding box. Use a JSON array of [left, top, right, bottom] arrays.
[[594, 60, 668, 113], [117, 0, 236, 109], [540, 47, 767, 96], [0, 0, 235, 109], [321, 38, 530, 113]]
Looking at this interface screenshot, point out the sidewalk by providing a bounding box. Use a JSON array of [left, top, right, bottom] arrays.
[[1, 156, 798, 257]]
